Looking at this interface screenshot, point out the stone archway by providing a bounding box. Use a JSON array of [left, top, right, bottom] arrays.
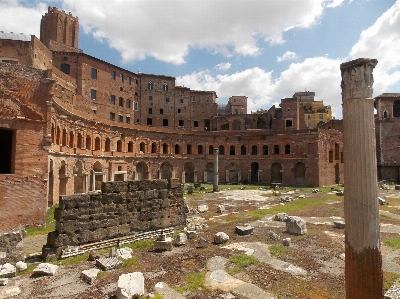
[[294, 162, 306, 186], [251, 162, 259, 183], [160, 162, 173, 179], [228, 162, 239, 183], [93, 161, 103, 191], [271, 162, 282, 183], [184, 162, 195, 183], [205, 162, 214, 183], [136, 162, 148, 180]]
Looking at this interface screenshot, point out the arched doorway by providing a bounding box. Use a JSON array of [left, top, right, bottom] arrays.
[[250, 162, 259, 183], [228, 162, 239, 183], [136, 162, 148, 180], [271, 162, 282, 183], [294, 162, 306, 186], [205, 162, 214, 183], [160, 162, 173, 179], [184, 162, 195, 183], [74, 160, 85, 193]]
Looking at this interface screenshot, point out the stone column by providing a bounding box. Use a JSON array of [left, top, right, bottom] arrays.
[[340, 58, 382, 298], [194, 170, 198, 183], [181, 171, 186, 184], [238, 170, 241, 182], [213, 149, 219, 192]]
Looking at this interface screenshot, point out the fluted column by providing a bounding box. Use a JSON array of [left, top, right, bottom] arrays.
[[340, 58, 383, 298]]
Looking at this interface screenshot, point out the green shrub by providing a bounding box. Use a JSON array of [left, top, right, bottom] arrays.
[[269, 244, 288, 257]]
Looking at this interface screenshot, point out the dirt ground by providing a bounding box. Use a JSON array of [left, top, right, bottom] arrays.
[[7, 185, 400, 299]]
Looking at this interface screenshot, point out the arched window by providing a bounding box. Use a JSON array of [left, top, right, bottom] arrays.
[[219, 145, 225, 155], [187, 144, 192, 154], [209, 145, 214, 154], [198, 145, 203, 154], [117, 140, 123, 152], [383, 110, 388, 118], [105, 138, 111, 152], [94, 137, 101, 151], [175, 144, 180, 154], [140, 142, 145, 153], [128, 141, 134, 152], [163, 84, 168, 91], [69, 132, 74, 148], [262, 145, 268, 155], [151, 142, 157, 153], [163, 143, 168, 154], [148, 82, 153, 90], [285, 144, 290, 154], [241, 145, 246, 155], [77, 133, 83, 149], [85, 136, 91, 150], [274, 145, 280, 154], [251, 145, 258, 155], [62, 129, 67, 146], [230, 145, 235, 155]]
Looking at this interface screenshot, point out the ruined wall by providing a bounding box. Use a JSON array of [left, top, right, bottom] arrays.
[[48, 179, 186, 249], [0, 230, 24, 264]]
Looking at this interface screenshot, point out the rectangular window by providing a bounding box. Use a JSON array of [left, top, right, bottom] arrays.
[[120, 73, 124, 82], [335, 143, 340, 160], [329, 150, 333, 163], [0, 129, 14, 174], [191, 96, 195, 101], [163, 119, 168, 126], [149, 96, 153, 101], [126, 116, 130, 124], [110, 95, 115, 105], [90, 89, 97, 100], [308, 122, 312, 128], [319, 114, 324, 119], [111, 70, 116, 80], [179, 120, 184, 126], [149, 108, 152, 114], [147, 118, 152, 125], [194, 121, 198, 127], [118, 115, 123, 122], [61, 63, 70, 74], [91, 68, 97, 79], [166, 98, 170, 102], [119, 97, 123, 106], [160, 109, 163, 115], [285, 119, 293, 127], [126, 99, 131, 109], [110, 112, 115, 121], [180, 98, 184, 103], [127, 76, 131, 85], [135, 79, 138, 87], [134, 102, 138, 111], [307, 114, 311, 120], [178, 109, 181, 113]]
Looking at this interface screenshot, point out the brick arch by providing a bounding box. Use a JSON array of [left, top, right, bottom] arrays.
[[135, 161, 148, 180], [294, 162, 306, 186], [159, 161, 173, 179], [271, 162, 282, 183], [184, 162, 195, 183]]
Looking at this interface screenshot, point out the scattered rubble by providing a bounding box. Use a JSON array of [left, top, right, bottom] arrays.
[[214, 232, 230, 244], [81, 268, 100, 285], [235, 225, 254, 236], [33, 263, 58, 276], [116, 272, 145, 299], [286, 216, 307, 235], [96, 257, 122, 271]]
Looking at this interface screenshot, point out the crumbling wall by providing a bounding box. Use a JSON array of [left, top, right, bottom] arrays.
[[0, 230, 24, 264], [45, 179, 186, 255]]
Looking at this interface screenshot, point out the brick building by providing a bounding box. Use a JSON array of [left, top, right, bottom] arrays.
[[0, 7, 344, 231]]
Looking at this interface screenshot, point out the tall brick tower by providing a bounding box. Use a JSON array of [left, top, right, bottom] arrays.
[[40, 6, 79, 51]]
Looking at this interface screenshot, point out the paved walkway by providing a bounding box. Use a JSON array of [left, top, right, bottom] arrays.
[[23, 234, 47, 256]]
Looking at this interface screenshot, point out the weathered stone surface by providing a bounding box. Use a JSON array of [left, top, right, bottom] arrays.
[[378, 197, 387, 205], [198, 237, 210, 248], [175, 233, 188, 246], [0, 278, 8, 286], [385, 286, 400, 299], [0, 286, 21, 298], [334, 221, 345, 229], [101, 181, 129, 193], [33, 263, 58, 276], [116, 272, 145, 299], [268, 231, 280, 241], [286, 216, 307, 235], [155, 281, 185, 299], [154, 236, 173, 251], [235, 226, 253, 236], [117, 248, 133, 260], [214, 232, 229, 244], [282, 238, 291, 246], [81, 268, 100, 285], [15, 261, 27, 271], [0, 230, 24, 264], [274, 213, 288, 222], [197, 205, 209, 213], [186, 231, 198, 239], [88, 250, 100, 261], [280, 196, 293, 202], [96, 257, 122, 271], [217, 205, 225, 213], [0, 263, 16, 278]]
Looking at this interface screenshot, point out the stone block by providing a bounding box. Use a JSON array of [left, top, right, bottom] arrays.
[[154, 237, 173, 251], [282, 238, 291, 246], [15, 261, 27, 271], [117, 248, 133, 260], [168, 178, 181, 189], [334, 220, 345, 229], [216, 205, 225, 213], [96, 257, 122, 271], [274, 213, 288, 222], [101, 181, 129, 193], [235, 226, 254, 236], [198, 237, 210, 248], [197, 204, 208, 213], [186, 231, 198, 239], [286, 216, 307, 235], [116, 272, 145, 299], [33, 263, 58, 276], [81, 268, 100, 285], [174, 233, 188, 246], [214, 232, 229, 244], [0, 263, 16, 278], [268, 231, 280, 240]]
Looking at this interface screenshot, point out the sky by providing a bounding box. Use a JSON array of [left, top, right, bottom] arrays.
[[1, 0, 400, 119]]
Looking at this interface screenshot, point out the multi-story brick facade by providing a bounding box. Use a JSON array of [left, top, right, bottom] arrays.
[[0, 6, 345, 231]]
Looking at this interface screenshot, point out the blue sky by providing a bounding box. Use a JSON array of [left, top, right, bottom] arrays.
[[1, 0, 400, 118]]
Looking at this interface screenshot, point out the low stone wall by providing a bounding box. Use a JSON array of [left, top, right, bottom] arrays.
[[43, 179, 187, 258], [0, 230, 25, 264]]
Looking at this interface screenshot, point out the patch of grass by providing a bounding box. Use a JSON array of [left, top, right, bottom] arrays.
[[246, 196, 338, 219], [229, 253, 256, 268], [384, 272, 400, 291], [269, 244, 289, 257], [123, 239, 154, 251], [57, 253, 89, 266], [174, 271, 206, 293], [121, 256, 139, 268], [384, 238, 400, 249], [26, 204, 58, 236], [16, 263, 37, 276]]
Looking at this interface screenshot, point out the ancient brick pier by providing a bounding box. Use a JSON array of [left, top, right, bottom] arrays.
[[341, 58, 383, 298]]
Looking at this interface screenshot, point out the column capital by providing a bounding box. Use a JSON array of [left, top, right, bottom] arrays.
[[340, 58, 378, 102]]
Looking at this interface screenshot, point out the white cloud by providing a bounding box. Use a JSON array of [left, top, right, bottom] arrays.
[[59, 0, 327, 65], [277, 51, 299, 62], [349, 1, 400, 95], [214, 62, 231, 71], [0, 0, 47, 37], [326, 0, 345, 9]]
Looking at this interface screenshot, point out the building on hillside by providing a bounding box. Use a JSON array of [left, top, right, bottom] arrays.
[[0, 6, 344, 231]]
